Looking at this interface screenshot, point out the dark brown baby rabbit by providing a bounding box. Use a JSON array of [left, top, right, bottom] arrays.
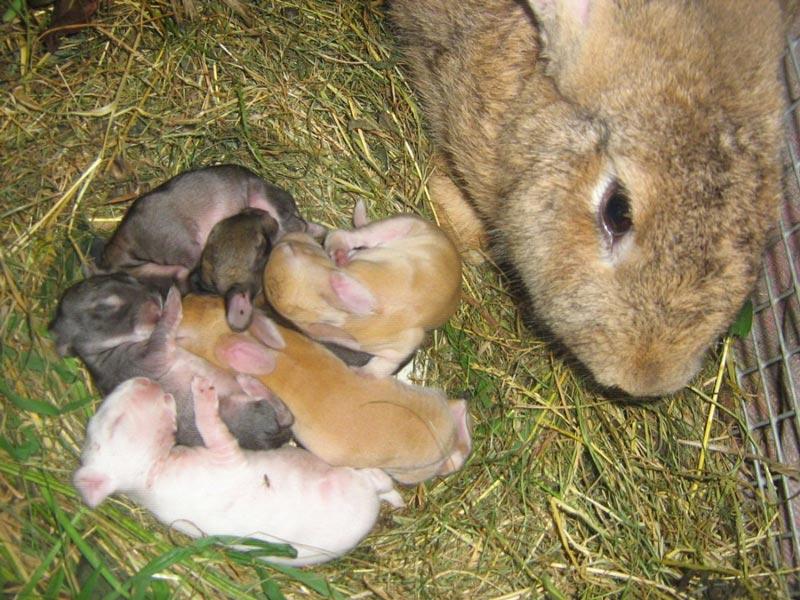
[[48, 273, 293, 450], [191, 207, 279, 331]]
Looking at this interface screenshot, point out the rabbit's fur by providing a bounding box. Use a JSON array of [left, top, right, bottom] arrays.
[[391, 0, 786, 396]]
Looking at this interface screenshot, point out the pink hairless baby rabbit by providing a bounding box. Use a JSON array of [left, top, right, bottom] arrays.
[[74, 376, 404, 567]]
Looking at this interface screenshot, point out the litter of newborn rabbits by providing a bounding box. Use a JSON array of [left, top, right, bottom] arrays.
[[2, 0, 797, 597], [50, 164, 469, 564]]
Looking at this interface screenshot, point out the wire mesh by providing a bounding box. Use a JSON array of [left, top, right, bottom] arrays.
[[734, 34, 800, 599]]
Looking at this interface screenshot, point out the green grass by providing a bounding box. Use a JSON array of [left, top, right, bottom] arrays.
[[0, 0, 794, 597]]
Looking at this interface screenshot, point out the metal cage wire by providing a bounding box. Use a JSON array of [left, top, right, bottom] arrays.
[[734, 34, 800, 598]]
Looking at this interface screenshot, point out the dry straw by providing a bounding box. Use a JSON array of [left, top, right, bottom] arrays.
[[0, 0, 793, 597]]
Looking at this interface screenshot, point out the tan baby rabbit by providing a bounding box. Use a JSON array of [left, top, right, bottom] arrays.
[[264, 201, 462, 377], [391, 0, 786, 396], [176, 294, 472, 485]]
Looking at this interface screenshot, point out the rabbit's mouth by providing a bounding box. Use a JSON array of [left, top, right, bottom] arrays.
[[574, 321, 711, 398]]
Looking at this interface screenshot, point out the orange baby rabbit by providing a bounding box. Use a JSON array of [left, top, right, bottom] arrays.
[[265, 201, 462, 376], [176, 294, 472, 485]]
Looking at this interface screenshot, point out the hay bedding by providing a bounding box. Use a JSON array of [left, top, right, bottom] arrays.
[[0, 1, 792, 597]]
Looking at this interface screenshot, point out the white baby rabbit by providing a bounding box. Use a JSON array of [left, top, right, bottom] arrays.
[[74, 377, 404, 566]]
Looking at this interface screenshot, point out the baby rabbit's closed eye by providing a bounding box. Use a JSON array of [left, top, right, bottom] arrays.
[[391, 0, 786, 396]]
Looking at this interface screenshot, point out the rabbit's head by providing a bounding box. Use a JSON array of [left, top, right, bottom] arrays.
[[494, 0, 785, 396]]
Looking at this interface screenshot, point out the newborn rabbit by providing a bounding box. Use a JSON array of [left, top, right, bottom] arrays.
[[48, 273, 293, 450], [191, 207, 279, 331], [265, 201, 462, 376], [391, 0, 786, 396], [96, 164, 319, 292], [74, 376, 403, 567], [176, 294, 472, 485]]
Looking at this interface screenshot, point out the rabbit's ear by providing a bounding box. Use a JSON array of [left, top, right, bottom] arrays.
[[352, 199, 370, 228], [525, 0, 597, 76], [527, 0, 592, 30], [327, 272, 377, 315]]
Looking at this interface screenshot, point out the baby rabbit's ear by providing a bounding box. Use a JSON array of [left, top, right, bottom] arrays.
[[259, 212, 279, 241], [327, 272, 377, 315], [352, 199, 370, 228]]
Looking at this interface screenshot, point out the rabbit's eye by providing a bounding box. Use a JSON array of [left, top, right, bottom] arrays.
[[599, 182, 632, 240]]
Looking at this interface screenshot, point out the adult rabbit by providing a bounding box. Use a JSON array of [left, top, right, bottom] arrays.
[[391, 0, 786, 396]]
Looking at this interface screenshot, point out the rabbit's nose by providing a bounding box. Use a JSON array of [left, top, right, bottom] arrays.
[[612, 353, 701, 398], [582, 332, 706, 398]]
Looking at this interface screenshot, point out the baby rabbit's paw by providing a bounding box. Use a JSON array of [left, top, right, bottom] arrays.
[[190, 376, 218, 414]]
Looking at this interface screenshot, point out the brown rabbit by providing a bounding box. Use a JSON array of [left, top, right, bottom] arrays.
[[391, 0, 786, 396]]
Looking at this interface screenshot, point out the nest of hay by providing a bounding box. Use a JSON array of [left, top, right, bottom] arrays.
[[0, 1, 793, 597]]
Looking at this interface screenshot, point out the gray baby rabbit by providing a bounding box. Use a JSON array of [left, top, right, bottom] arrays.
[[48, 273, 293, 450], [97, 164, 318, 292], [391, 0, 786, 396]]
